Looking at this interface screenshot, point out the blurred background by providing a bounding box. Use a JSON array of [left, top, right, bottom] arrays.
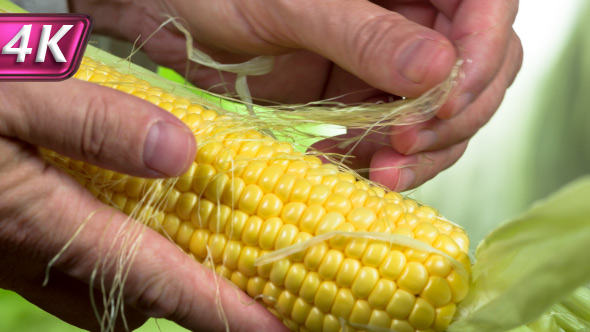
[[1, 0, 589, 331]]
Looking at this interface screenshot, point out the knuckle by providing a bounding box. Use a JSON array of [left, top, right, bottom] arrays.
[[131, 271, 191, 321], [350, 15, 407, 77], [79, 94, 118, 164], [508, 32, 524, 86]]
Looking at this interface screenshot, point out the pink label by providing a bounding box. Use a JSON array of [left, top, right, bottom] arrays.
[[0, 14, 93, 81]]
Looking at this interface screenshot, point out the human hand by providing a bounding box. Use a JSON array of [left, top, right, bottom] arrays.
[[72, 0, 522, 191], [0, 79, 286, 331]]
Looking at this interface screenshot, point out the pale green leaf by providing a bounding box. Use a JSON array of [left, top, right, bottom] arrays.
[[449, 176, 590, 332]]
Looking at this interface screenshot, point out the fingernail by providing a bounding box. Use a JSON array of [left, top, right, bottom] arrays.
[[396, 168, 416, 192], [453, 92, 474, 115], [408, 129, 437, 154], [144, 121, 195, 176], [399, 39, 444, 84]]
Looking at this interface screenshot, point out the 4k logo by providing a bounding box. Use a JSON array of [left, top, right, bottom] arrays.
[[0, 14, 93, 81]]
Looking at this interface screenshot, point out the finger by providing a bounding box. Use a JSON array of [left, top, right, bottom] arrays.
[[391, 30, 523, 154], [378, 1, 439, 28], [0, 80, 196, 177], [369, 140, 469, 191], [432, 0, 520, 118], [0, 152, 287, 332], [225, 0, 458, 97], [311, 129, 391, 172]]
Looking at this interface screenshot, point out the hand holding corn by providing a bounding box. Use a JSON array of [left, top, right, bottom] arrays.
[[0, 78, 291, 331], [72, 0, 523, 191]]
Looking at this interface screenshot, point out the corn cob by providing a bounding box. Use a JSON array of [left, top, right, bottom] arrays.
[[43, 56, 472, 332]]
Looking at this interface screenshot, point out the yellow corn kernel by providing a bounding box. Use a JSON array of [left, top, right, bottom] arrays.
[[238, 184, 264, 215], [299, 205, 326, 234], [257, 193, 284, 219], [369, 309, 392, 330], [349, 189, 369, 208], [284, 263, 307, 294], [258, 165, 283, 193], [263, 281, 281, 306], [408, 298, 435, 330], [329, 222, 355, 250], [192, 164, 216, 194], [238, 246, 260, 276], [176, 162, 197, 192], [315, 212, 345, 236], [221, 177, 246, 208], [387, 288, 416, 319], [290, 179, 313, 203], [391, 319, 415, 332], [421, 276, 452, 307], [281, 202, 307, 225], [243, 161, 267, 185], [304, 242, 329, 271], [291, 298, 312, 325], [277, 290, 298, 317], [332, 181, 355, 198], [322, 314, 340, 332], [397, 262, 430, 295], [347, 207, 377, 230], [317, 249, 344, 280], [208, 233, 227, 262], [275, 224, 299, 250], [304, 307, 324, 332], [351, 266, 380, 299], [222, 240, 242, 269], [257, 250, 274, 278], [324, 193, 351, 215], [270, 258, 291, 286], [246, 276, 266, 298], [349, 300, 372, 326], [314, 281, 338, 313], [368, 278, 397, 309], [204, 172, 229, 202], [259, 217, 283, 250], [189, 228, 210, 259], [161, 213, 181, 240], [230, 271, 249, 290], [345, 238, 371, 261], [424, 254, 452, 277], [331, 288, 355, 320], [192, 198, 214, 228], [274, 173, 297, 202], [447, 270, 469, 302], [362, 242, 390, 267], [242, 216, 264, 246], [176, 192, 197, 221], [224, 210, 249, 240], [433, 303, 457, 332], [335, 258, 361, 288], [176, 221, 195, 252], [299, 272, 321, 304]]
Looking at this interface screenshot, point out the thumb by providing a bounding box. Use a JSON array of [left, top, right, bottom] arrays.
[[0, 79, 196, 177], [249, 0, 457, 97]]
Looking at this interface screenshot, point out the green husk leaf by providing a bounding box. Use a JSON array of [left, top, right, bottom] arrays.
[[0, 0, 26, 13], [449, 176, 590, 332]]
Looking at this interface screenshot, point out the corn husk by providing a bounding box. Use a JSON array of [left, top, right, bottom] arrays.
[[449, 176, 590, 332]]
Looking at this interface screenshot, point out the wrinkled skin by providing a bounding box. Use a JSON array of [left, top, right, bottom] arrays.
[[0, 0, 522, 330]]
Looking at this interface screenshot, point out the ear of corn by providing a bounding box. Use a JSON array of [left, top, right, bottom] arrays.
[[42, 56, 471, 332]]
